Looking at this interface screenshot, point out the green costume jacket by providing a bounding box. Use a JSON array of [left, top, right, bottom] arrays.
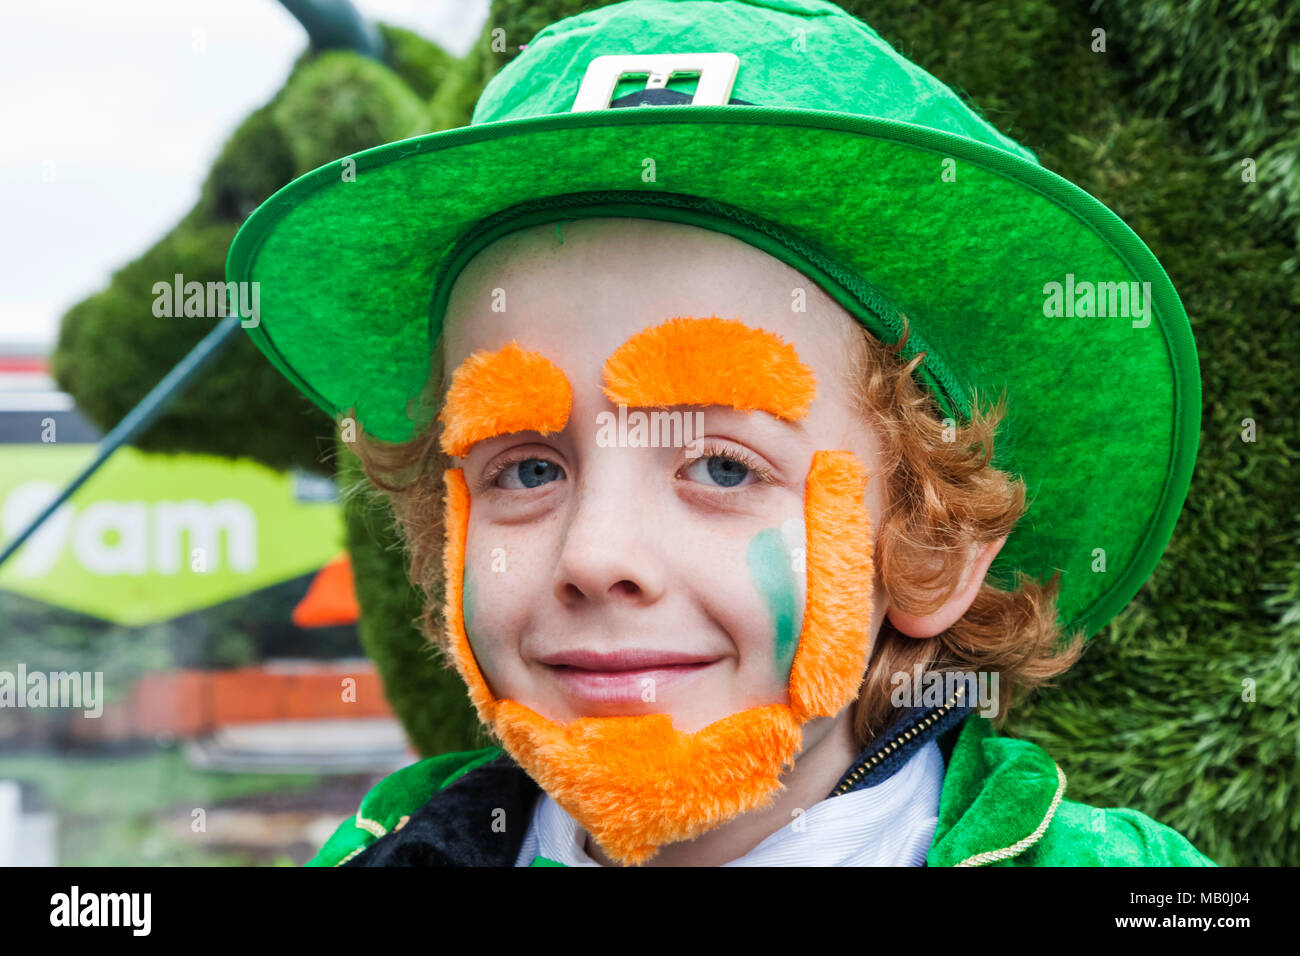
[[306, 710, 1216, 867]]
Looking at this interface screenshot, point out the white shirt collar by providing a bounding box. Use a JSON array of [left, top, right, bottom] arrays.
[[514, 738, 945, 866]]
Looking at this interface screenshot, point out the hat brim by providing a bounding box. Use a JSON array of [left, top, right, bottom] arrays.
[[226, 105, 1201, 639]]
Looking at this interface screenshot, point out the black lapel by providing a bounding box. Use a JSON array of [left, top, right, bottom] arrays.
[[342, 755, 540, 867], [826, 703, 978, 797]]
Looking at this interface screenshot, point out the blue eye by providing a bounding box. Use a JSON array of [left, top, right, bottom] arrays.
[[497, 458, 565, 490], [683, 454, 758, 489], [486, 444, 771, 494]]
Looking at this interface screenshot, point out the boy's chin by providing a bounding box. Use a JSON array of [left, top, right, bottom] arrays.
[[489, 697, 803, 865]]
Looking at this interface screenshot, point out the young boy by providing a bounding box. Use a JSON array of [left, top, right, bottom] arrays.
[[226, 0, 1213, 866]]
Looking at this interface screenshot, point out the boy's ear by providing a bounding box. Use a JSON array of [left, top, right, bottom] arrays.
[[886, 535, 1008, 639]]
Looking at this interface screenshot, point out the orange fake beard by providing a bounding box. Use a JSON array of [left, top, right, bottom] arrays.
[[440, 450, 872, 866]]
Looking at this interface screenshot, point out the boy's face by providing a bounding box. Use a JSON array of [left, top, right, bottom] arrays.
[[441, 218, 888, 737]]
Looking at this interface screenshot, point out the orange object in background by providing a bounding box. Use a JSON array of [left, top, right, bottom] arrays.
[[66, 663, 393, 744], [28, 556, 376, 747], [134, 670, 207, 738], [211, 668, 285, 726], [292, 553, 360, 628]]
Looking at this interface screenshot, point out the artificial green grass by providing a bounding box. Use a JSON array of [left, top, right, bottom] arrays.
[[1097, 0, 1300, 267]]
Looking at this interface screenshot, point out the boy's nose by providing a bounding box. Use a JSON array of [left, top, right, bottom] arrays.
[[551, 456, 668, 610]]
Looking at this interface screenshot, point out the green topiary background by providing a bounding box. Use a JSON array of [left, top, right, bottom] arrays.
[[51, 1, 1299, 866], [50, 24, 445, 475]]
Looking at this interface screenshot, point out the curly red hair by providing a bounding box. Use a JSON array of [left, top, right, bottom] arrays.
[[837, 318, 1084, 742]]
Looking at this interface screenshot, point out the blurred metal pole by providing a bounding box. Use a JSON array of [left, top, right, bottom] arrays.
[[278, 0, 384, 59], [0, 313, 244, 570]]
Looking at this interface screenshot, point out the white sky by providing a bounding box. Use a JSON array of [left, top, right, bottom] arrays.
[[0, 0, 490, 353]]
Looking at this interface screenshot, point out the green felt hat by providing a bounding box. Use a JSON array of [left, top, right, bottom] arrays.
[[226, 0, 1200, 640]]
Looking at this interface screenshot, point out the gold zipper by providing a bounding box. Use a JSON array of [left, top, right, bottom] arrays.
[[829, 683, 966, 797]]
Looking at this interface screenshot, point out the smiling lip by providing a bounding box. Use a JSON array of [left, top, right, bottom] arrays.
[[539, 649, 720, 704]]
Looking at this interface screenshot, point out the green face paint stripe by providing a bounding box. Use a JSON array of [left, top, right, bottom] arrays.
[[747, 528, 800, 682], [462, 567, 490, 679], [462, 567, 475, 638], [460, 566, 498, 697]]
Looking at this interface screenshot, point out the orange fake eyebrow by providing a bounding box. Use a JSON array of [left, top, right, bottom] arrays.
[[601, 316, 816, 420], [438, 341, 573, 457]]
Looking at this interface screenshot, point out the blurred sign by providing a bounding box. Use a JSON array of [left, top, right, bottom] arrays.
[[0, 445, 343, 625]]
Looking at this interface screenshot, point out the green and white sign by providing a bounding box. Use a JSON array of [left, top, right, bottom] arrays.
[[0, 445, 343, 625]]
